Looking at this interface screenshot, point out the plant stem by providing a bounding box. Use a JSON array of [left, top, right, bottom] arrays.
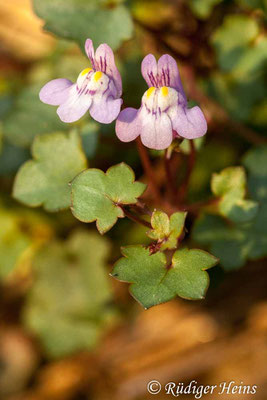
[[164, 149, 177, 202], [178, 140, 196, 203], [131, 201, 153, 216], [136, 137, 162, 204], [185, 197, 219, 213], [121, 206, 152, 228]]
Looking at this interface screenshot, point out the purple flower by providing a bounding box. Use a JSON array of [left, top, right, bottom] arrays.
[[39, 39, 122, 124], [116, 54, 207, 150]]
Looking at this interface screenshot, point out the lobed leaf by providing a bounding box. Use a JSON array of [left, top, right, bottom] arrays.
[[2, 85, 68, 148], [147, 210, 187, 250], [13, 131, 87, 212], [193, 146, 267, 270], [112, 246, 218, 308], [33, 0, 133, 50], [211, 166, 258, 223], [71, 163, 146, 234], [23, 229, 115, 358], [211, 15, 259, 72]]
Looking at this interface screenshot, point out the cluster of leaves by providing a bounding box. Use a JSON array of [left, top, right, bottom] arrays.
[[24, 230, 116, 358], [0, 0, 267, 360], [9, 133, 220, 308], [193, 146, 267, 270], [208, 13, 267, 126]]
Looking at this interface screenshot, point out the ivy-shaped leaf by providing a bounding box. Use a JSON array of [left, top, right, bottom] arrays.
[[71, 163, 146, 234], [193, 146, 267, 271], [211, 166, 258, 223], [211, 15, 259, 72], [23, 230, 115, 358], [2, 85, 69, 148], [243, 145, 267, 201], [13, 131, 87, 212], [193, 209, 267, 271], [33, 0, 133, 50], [147, 211, 187, 250], [0, 141, 29, 176], [112, 246, 218, 309], [80, 122, 99, 159]]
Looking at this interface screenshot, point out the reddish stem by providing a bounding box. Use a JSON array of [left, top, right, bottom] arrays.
[[136, 137, 162, 204], [178, 140, 196, 203], [164, 149, 177, 202], [185, 197, 219, 214], [121, 206, 152, 228]]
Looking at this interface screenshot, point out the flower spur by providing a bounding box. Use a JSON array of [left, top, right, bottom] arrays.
[[39, 39, 122, 124], [116, 54, 207, 150]]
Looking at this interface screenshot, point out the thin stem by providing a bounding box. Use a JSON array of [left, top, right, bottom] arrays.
[[121, 206, 152, 228], [185, 197, 219, 214], [178, 140, 196, 203], [131, 201, 153, 217], [136, 137, 162, 204], [164, 149, 177, 202]]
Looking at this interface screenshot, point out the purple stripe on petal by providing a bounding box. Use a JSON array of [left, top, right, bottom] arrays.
[[158, 55, 186, 100], [171, 105, 207, 139], [39, 79, 73, 106], [89, 96, 122, 124], [141, 54, 158, 88], [85, 39, 96, 69], [95, 44, 122, 97], [116, 107, 141, 142], [140, 111, 173, 150], [57, 87, 92, 123]]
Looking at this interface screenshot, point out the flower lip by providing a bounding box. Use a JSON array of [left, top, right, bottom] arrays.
[[116, 53, 208, 150], [142, 86, 178, 114], [39, 38, 123, 124]]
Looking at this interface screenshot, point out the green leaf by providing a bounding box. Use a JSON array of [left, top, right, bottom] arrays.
[[2, 85, 68, 148], [189, 0, 222, 19], [179, 137, 204, 155], [237, 0, 267, 11], [0, 141, 29, 176], [193, 146, 267, 270], [147, 211, 187, 250], [193, 214, 249, 271], [243, 145, 267, 201], [112, 246, 218, 308], [193, 209, 267, 271], [189, 141, 237, 200], [211, 166, 258, 223], [0, 210, 31, 280], [71, 163, 146, 234], [23, 229, 115, 358], [80, 122, 99, 159], [0, 205, 52, 281], [33, 0, 133, 50], [13, 131, 87, 212], [211, 15, 259, 72], [231, 37, 267, 81]]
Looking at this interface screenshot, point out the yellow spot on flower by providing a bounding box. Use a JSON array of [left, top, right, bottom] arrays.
[[81, 68, 92, 76], [147, 87, 156, 98], [94, 71, 103, 82], [161, 86, 169, 97]]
